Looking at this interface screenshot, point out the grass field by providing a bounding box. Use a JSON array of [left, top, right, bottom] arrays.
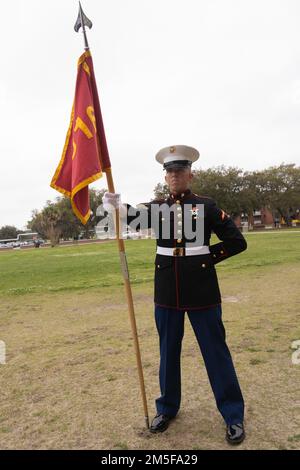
[[0, 232, 300, 450]]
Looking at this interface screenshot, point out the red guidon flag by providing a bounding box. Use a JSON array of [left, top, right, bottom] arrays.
[[50, 51, 111, 224]]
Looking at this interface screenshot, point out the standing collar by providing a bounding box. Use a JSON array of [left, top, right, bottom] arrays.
[[169, 188, 192, 200]]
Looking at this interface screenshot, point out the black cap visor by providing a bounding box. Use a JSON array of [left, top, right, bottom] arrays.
[[163, 160, 192, 171]]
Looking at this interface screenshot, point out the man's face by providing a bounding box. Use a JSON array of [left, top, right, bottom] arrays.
[[165, 167, 193, 194]]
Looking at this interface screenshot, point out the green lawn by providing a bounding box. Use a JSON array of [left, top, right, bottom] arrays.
[[0, 231, 300, 450], [0, 231, 299, 296]]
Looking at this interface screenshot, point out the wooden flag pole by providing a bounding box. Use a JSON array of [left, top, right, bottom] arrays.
[[105, 168, 150, 429], [75, 2, 149, 429]]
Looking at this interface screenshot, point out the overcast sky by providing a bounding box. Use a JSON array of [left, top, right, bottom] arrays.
[[1, 0, 300, 229]]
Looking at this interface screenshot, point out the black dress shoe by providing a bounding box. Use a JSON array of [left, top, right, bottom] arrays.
[[149, 414, 174, 433], [226, 423, 245, 445]]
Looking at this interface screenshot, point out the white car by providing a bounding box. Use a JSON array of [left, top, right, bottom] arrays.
[[122, 230, 140, 240]]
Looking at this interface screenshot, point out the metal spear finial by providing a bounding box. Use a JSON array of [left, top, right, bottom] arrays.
[[74, 1, 93, 50]]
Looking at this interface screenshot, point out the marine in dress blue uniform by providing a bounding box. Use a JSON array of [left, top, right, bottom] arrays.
[[104, 145, 247, 444]]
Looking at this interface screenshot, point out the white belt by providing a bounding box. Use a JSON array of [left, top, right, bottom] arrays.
[[156, 246, 210, 257]]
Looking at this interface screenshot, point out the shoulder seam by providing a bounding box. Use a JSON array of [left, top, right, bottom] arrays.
[[192, 193, 215, 202]]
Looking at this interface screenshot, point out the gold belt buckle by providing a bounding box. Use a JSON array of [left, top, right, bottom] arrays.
[[173, 247, 185, 256]]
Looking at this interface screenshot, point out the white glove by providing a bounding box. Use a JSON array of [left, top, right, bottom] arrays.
[[103, 192, 127, 218], [103, 192, 121, 211]]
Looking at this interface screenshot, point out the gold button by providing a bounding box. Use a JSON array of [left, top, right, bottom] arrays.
[[177, 212, 182, 218], [181, 193, 184, 197], [220, 250, 224, 254], [213, 254, 216, 258], [202, 263, 206, 268], [178, 221, 182, 226], [177, 230, 182, 234], [176, 200, 180, 204], [177, 239, 182, 243], [157, 264, 160, 268]]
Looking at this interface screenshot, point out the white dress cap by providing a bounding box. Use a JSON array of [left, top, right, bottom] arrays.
[[155, 145, 200, 169]]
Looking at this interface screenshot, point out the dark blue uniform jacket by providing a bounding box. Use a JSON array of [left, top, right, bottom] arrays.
[[126, 189, 247, 310]]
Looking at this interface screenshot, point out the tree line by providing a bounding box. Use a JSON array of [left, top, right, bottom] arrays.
[[1, 163, 299, 245], [155, 163, 300, 222], [0, 189, 106, 246]]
